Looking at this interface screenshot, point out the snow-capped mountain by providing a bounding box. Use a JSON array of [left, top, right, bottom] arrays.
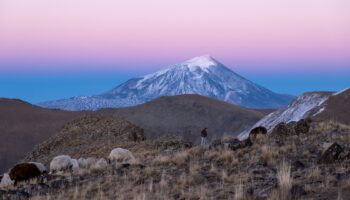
[[39, 55, 294, 111], [238, 88, 350, 139]]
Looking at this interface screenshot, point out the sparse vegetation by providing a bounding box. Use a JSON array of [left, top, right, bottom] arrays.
[[276, 161, 292, 200], [2, 120, 350, 200]]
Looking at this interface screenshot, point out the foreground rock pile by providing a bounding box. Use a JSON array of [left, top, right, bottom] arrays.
[[1, 119, 350, 200]]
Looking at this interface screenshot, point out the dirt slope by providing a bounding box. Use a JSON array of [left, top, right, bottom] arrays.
[[0, 98, 82, 173], [314, 88, 350, 124]]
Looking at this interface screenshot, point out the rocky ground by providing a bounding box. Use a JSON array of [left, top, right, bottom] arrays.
[[1, 118, 350, 200]]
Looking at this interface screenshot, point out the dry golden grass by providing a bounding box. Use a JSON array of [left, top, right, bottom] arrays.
[[307, 165, 321, 180], [279, 141, 297, 155], [152, 155, 172, 166], [275, 160, 292, 200], [267, 190, 281, 200], [261, 145, 276, 166], [189, 161, 201, 176], [172, 151, 190, 165], [187, 146, 205, 157], [254, 133, 268, 145], [204, 148, 238, 166], [234, 180, 245, 200], [312, 120, 350, 134]]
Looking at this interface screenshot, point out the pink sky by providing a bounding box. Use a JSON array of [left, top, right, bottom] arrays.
[[0, 0, 349, 73]]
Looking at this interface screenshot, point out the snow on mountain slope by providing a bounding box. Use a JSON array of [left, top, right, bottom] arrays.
[[333, 87, 350, 96], [39, 55, 294, 111], [313, 88, 350, 125], [238, 92, 332, 139]]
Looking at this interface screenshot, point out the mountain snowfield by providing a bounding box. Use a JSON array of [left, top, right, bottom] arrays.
[[39, 55, 294, 111], [238, 88, 350, 140]]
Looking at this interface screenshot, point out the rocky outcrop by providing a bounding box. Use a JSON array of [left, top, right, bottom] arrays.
[[270, 122, 296, 145], [318, 143, 344, 164], [295, 118, 312, 135], [248, 126, 268, 144], [270, 119, 312, 145]]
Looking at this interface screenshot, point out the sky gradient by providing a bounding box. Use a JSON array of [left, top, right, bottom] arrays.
[[0, 0, 349, 103]]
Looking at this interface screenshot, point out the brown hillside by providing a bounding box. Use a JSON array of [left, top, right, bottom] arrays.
[[100, 94, 269, 142], [314, 89, 350, 124], [0, 98, 82, 173]]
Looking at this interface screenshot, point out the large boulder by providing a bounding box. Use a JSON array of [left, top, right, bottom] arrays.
[[270, 119, 311, 144], [294, 118, 311, 135], [249, 126, 267, 144], [318, 142, 344, 164], [249, 126, 267, 137], [270, 122, 296, 145]]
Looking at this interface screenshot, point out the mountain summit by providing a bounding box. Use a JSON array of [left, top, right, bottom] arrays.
[[39, 55, 294, 111]]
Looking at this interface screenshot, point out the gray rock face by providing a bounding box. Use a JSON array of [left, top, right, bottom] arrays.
[[270, 122, 296, 145], [39, 55, 294, 111], [295, 118, 311, 135], [318, 143, 344, 164], [238, 92, 332, 139]]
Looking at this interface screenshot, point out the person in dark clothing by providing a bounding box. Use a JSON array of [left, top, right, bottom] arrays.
[[201, 128, 208, 146]]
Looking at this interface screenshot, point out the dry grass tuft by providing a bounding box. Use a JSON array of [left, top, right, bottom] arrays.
[[307, 165, 321, 180], [275, 160, 292, 200], [234, 180, 245, 200], [217, 149, 235, 164], [254, 133, 268, 145], [152, 155, 172, 166], [313, 120, 350, 134], [261, 145, 275, 165], [173, 151, 190, 165]]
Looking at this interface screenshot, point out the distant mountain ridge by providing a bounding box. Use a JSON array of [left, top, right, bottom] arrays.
[[39, 55, 294, 111]]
